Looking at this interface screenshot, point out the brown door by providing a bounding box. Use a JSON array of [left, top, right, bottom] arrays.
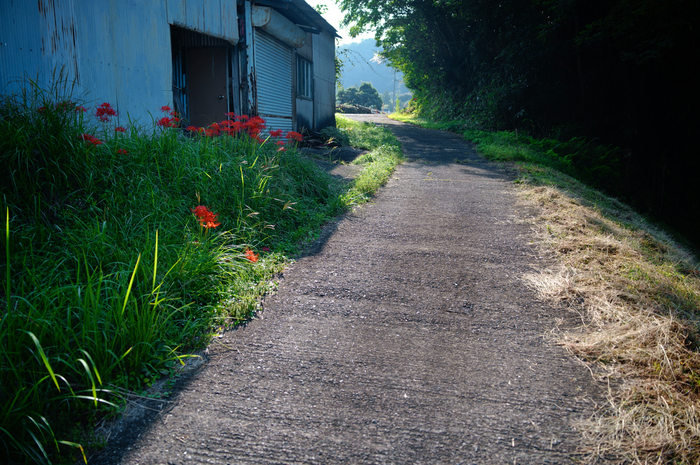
[[187, 47, 228, 127]]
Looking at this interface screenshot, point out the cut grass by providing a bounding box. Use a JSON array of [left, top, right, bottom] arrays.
[[392, 112, 700, 464]]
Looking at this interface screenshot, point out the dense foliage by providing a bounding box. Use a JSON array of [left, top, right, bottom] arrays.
[[337, 82, 383, 109], [339, 0, 700, 247]]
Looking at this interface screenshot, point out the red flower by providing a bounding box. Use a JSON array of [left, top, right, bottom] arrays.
[[261, 246, 271, 252], [75, 105, 87, 113], [269, 129, 283, 138], [116, 149, 128, 155], [95, 102, 117, 122], [38, 106, 46, 113], [157, 116, 180, 128], [244, 249, 259, 263], [285, 131, 303, 142], [161, 105, 172, 112], [80, 133, 103, 146], [114, 126, 126, 133], [191, 205, 220, 228]]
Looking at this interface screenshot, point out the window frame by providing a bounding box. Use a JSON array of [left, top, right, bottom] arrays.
[[296, 56, 313, 100]]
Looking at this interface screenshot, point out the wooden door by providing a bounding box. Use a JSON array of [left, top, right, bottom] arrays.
[[187, 47, 228, 127]]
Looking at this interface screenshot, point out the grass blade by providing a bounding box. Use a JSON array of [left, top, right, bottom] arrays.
[[122, 253, 141, 316]]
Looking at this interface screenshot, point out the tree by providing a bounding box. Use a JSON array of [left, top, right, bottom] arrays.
[[338, 0, 700, 246], [338, 82, 383, 109], [381, 90, 392, 108]]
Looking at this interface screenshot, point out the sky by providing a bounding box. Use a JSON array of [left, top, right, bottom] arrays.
[[303, 0, 374, 45]]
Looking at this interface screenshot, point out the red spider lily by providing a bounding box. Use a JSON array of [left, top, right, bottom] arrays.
[[114, 126, 126, 133], [244, 249, 259, 263], [116, 149, 128, 155], [37, 106, 46, 113], [285, 131, 303, 142], [186, 125, 204, 133], [80, 133, 103, 146], [261, 246, 271, 252], [75, 105, 87, 113], [95, 102, 117, 122], [191, 205, 220, 228], [157, 116, 180, 128], [161, 105, 172, 112], [269, 129, 283, 138]]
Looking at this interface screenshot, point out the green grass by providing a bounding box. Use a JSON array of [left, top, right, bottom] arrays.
[[0, 80, 401, 464], [391, 112, 624, 197], [336, 115, 404, 203]]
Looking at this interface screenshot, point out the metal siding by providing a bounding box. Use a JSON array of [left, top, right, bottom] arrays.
[[263, 116, 293, 134], [313, 30, 336, 129], [1, 1, 173, 125], [254, 30, 292, 133], [296, 33, 313, 61], [296, 97, 313, 131], [166, 0, 238, 44]]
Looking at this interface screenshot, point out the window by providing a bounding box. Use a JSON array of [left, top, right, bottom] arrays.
[[296, 56, 313, 99]]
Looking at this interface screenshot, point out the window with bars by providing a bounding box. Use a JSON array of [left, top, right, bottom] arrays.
[[296, 56, 313, 99]]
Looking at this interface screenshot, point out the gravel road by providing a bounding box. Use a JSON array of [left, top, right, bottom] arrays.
[[93, 114, 605, 464]]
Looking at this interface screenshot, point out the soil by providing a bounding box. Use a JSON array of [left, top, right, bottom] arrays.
[[91, 114, 607, 464]]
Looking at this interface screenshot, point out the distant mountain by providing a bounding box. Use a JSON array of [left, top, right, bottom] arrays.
[[337, 39, 411, 97]]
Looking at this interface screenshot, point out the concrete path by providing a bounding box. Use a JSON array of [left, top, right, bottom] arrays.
[[94, 115, 605, 464]]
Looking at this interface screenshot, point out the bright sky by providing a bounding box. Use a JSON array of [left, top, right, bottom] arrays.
[[304, 0, 374, 45]]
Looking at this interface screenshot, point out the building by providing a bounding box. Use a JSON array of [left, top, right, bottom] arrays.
[[0, 0, 338, 132]]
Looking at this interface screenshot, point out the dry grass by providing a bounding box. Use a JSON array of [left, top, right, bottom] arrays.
[[516, 166, 700, 463]]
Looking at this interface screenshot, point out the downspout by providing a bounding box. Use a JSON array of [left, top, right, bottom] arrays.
[[245, 0, 256, 115]]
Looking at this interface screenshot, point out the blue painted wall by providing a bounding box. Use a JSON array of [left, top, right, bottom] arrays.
[[0, 0, 238, 126]]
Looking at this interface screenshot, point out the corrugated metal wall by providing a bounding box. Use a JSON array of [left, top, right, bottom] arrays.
[[313, 30, 336, 129], [166, 0, 238, 44], [0, 0, 237, 126], [254, 30, 293, 133]]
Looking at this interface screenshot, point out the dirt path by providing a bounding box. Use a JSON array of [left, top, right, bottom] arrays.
[[94, 115, 606, 464]]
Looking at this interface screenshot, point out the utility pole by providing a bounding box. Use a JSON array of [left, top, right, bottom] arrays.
[[393, 68, 397, 113]]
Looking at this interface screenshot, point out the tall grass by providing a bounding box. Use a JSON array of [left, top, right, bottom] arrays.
[[0, 80, 355, 463]]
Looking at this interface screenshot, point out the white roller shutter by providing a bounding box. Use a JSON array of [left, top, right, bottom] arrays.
[[254, 30, 293, 133]]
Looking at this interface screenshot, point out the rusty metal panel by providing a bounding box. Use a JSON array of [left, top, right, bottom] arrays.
[[1, 1, 173, 126], [166, 0, 238, 45], [313, 30, 336, 129], [1, 0, 78, 93]]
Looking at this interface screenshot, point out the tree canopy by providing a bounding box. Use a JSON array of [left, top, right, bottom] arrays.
[[339, 0, 700, 246], [338, 82, 383, 109]]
